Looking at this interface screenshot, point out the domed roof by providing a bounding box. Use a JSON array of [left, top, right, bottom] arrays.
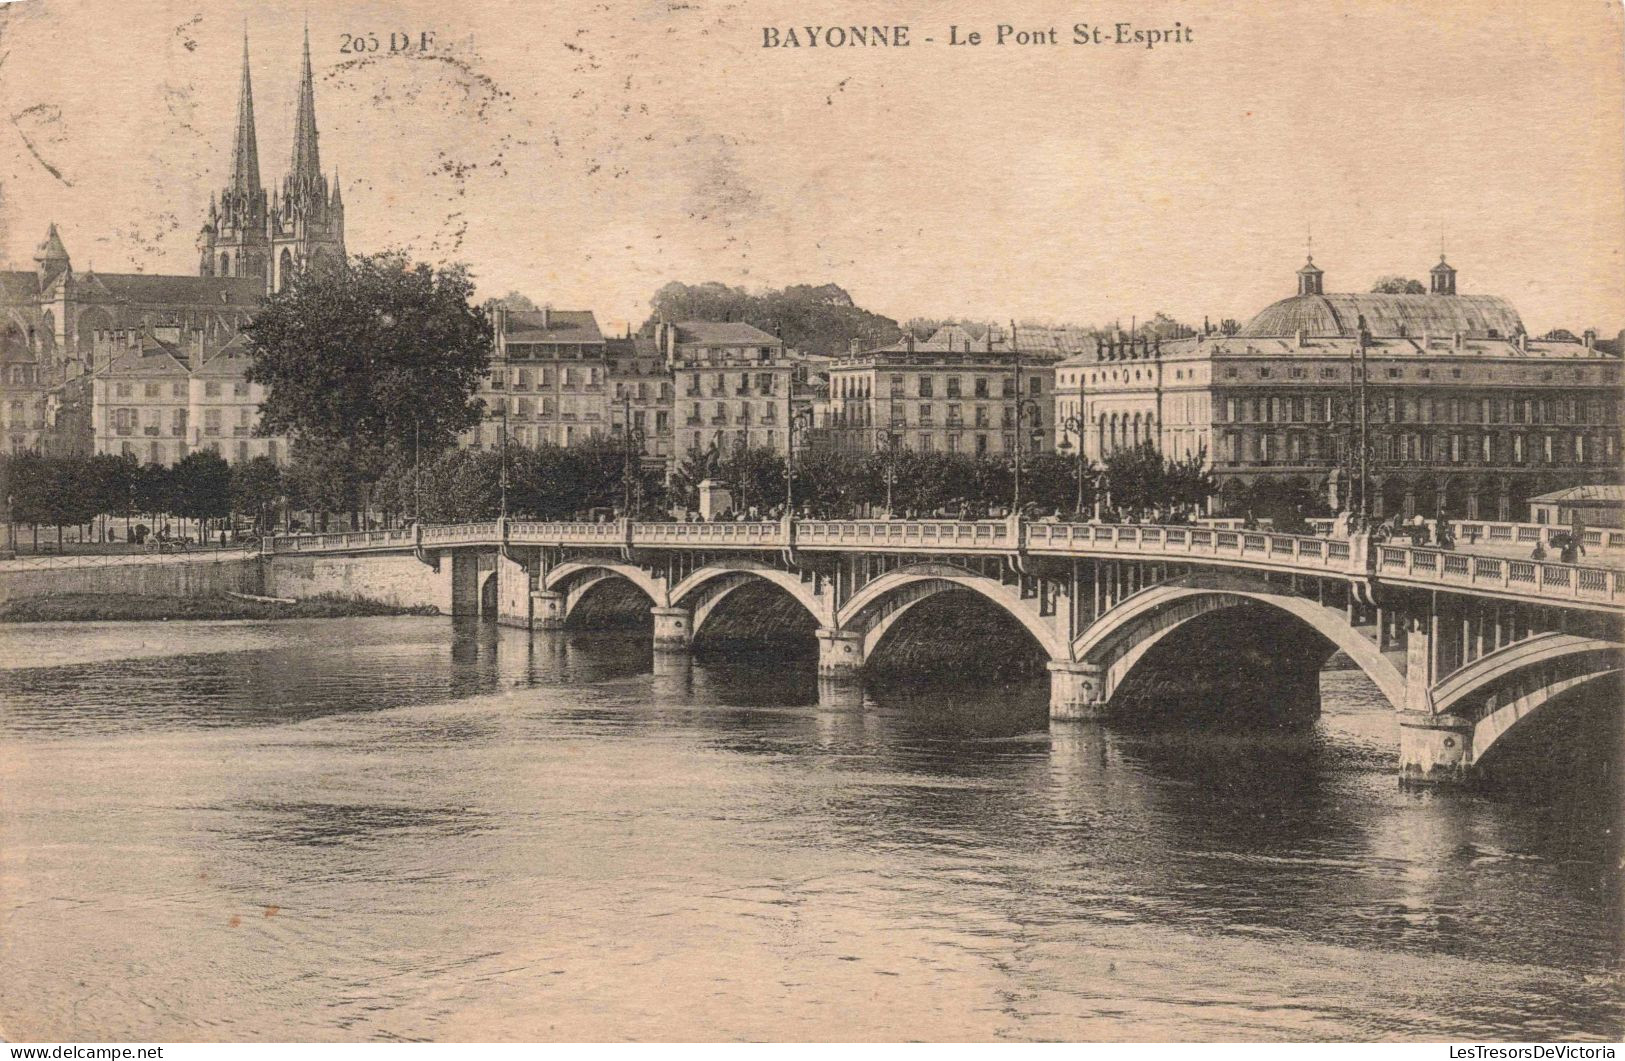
[[1238, 292, 1523, 339]]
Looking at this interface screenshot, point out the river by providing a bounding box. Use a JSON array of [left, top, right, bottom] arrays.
[[0, 616, 1618, 1041]]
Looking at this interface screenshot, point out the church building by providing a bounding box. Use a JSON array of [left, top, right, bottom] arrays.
[[0, 30, 345, 462]]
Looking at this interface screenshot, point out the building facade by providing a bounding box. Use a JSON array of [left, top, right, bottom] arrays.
[[466, 307, 610, 451], [607, 334, 675, 466], [90, 329, 287, 466], [1055, 256, 1623, 519], [823, 326, 1059, 458], [661, 321, 795, 458]]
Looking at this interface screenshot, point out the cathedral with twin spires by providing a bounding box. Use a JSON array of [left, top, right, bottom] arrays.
[[198, 30, 345, 293]]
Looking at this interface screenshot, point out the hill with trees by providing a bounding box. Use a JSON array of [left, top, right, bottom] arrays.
[[639, 282, 902, 355]]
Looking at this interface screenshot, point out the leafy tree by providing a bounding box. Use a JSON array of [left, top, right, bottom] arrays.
[[246, 251, 494, 499], [171, 450, 232, 530], [641, 281, 901, 356], [231, 456, 283, 530], [86, 453, 136, 537], [133, 463, 175, 520], [1218, 318, 1242, 336], [1370, 276, 1426, 294]]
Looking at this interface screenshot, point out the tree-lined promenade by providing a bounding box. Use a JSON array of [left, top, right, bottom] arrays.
[[0, 440, 1232, 551], [2, 250, 1295, 552]]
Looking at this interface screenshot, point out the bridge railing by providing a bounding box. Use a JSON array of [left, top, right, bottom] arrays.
[[1308, 517, 1625, 553], [420, 521, 500, 545], [1377, 545, 1623, 604], [795, 519, 1012, 550], [268, 528, 416, 553], [508, 520, 624, 544], [1026, 522, 1356, 574], [632, 521, 786, 547]]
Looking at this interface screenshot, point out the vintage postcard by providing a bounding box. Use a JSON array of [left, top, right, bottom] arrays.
[[0, 0, 1621, 1048]]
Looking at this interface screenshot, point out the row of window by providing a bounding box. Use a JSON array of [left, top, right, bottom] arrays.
[[111, 380, 249, 398], [501, 343, 603, 361], [1214, 429, 1619, 466], [1214, 363, 1618, 384], [488, 365, 605, 390], [112, 438, 279, 464], [835, 374, 1045, 400], [109, 407, 254, 435], [1213, 394, 1621, 426], [679, 372, 781, 397], [829, 403, 1045, 429]]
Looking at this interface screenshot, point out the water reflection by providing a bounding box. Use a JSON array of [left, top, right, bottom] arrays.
[[0, 616, 1618, 1042]]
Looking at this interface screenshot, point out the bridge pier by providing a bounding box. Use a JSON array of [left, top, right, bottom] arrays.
[[1398, 712, 1474, 785], [1047, 661, 1110, 721], [533, 590, 567, 630], [816, 627, 865, 677], [652, 606, 693, 649]]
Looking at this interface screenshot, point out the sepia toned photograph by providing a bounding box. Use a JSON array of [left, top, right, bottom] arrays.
[[0, 0, 1621, 1047]]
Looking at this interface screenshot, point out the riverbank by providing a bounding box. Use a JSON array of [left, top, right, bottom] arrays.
[[0, 592, 440, 623]]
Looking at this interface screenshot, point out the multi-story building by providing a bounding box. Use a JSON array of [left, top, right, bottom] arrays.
[[2, 342, 48, 454], [824, 326, 1059, 457], [189, 335, 284, 465], [659, 321, 795, 457], [467, 307, 610, 450], [1054, 256, 1623, 519], [607, 334, 674, 466], [90, 328, 287, 466], [93, 334, 194, 466]]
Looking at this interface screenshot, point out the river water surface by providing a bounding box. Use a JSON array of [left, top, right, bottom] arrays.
[[0, 617, 1618, 1041]]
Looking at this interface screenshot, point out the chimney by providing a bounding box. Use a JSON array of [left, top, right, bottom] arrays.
[[1452, 330, 1464, 350], [1295, 328, 1306, 349], [540, 305, 551, 329], [1516, 331, 1528, 353], [1583, 328, 1596, 350], [905, 333, 915, 354], [850, 338, 860, 356]]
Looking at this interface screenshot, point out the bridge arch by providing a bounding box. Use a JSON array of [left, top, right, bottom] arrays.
[[669, 560, 832, 632], [542, 560, 668, 624], [835, 562, 1069, 661], [1428, 632, 1623, 766], [1072, 572, 1406, 710]]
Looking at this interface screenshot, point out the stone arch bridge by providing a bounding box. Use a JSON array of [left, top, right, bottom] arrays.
[[263, 517, 1625, 786]]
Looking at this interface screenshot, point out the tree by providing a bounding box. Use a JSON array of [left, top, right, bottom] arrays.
[[86, 453, 136, 538], [231, 456, 283, 530], [171, 450, 232, 533], [1370, 276, 1426, 294], [483, 291, 539, 312], [245, 251, 495, 503], [641, 281, 902, 356]]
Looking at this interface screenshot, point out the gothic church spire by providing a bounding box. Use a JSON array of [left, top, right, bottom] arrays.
[[289, 25, 321, 187], [230, 31, 262, 196]]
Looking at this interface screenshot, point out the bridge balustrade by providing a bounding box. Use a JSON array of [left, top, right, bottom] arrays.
[[421, 522, 499, 544], [795, 520, 1009, 550], [1027, 523, 1350, 575], [633, 522, 785, 547], [1310, 517, 1625, 552], [1376, 543, 1622, 604]]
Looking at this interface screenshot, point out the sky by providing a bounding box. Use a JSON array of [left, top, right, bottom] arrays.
[[0, 0, 1622, 336]]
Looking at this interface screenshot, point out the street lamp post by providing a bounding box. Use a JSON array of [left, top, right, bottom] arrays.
[[1058, 412, 1088, 515], [620, 395, 646, 518], [873, 427, 899, 516], [786, 407, 814, 515], [1008, 320, 1044, 516]]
